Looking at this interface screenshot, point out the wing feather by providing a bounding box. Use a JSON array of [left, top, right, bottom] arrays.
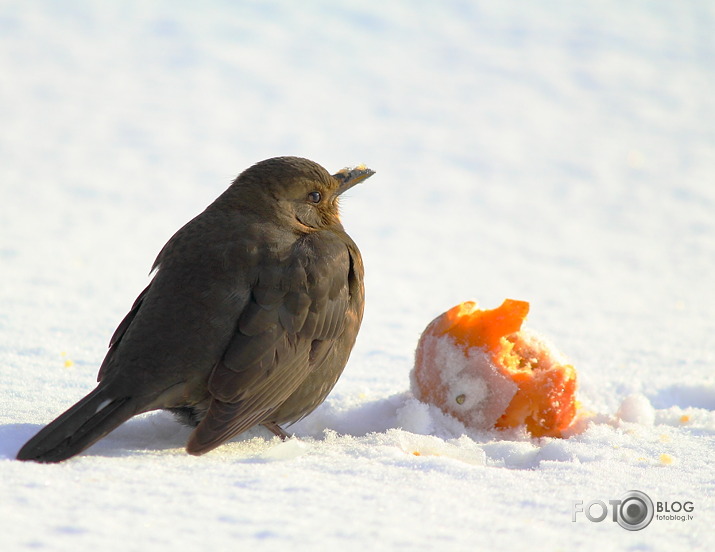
[[97, 282, 153, 382], [186, 234, 354, 454]]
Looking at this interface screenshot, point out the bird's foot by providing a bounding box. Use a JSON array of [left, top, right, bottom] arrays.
[[262, 422, 291, 441]]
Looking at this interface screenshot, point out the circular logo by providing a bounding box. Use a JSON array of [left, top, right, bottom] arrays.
[[616, 490, 654, 531]]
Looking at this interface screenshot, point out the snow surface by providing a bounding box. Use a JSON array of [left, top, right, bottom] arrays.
[[1, 1, 714, 551]]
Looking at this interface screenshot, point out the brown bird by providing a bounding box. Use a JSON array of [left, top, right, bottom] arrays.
[[17, 156, 374, 463]]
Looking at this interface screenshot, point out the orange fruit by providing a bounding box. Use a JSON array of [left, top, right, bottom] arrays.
[[412, 300, 577, 437]]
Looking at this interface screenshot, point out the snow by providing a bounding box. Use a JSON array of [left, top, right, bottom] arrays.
[[1, 0, 714, 550], [616, 394, 656, 427]]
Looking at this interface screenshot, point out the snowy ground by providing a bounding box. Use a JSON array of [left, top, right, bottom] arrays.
[[1, 1, 714, 550]]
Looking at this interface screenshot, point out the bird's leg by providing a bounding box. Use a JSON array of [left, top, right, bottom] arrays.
[[263, 422, 291, 440]]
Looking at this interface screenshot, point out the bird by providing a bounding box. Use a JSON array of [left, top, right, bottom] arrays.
[[16, 156, 374, 463]]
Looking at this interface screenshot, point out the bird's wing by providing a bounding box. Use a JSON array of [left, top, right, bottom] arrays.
[[97, 282, 153, 382], [186, 235, 353, 454]]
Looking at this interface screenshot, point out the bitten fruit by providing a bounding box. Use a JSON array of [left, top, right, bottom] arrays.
[[411, 300, 578, 438]]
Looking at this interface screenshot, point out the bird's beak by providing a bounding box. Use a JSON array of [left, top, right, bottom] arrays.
[[332, 165, 375, 196]]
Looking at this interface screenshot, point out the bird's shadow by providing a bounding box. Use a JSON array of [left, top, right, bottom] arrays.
[[0, 412, 197, 460], [652, 383, 715, 410], [2, 392, 422, 461], [0, 423, 41, 460]]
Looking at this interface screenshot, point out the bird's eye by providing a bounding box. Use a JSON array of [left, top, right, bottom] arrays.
[[307, 191, 321, 203]]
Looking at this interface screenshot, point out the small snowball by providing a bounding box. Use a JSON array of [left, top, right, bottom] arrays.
[[616, 394, 655, 426]]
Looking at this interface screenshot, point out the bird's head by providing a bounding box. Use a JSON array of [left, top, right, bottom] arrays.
[[227, 157, 375, 231]]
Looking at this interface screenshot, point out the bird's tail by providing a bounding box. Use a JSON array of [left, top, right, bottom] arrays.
[[16, 386, 139, 463]]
